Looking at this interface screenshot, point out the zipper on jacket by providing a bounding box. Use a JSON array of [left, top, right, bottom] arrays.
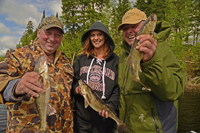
[[151, 108, 159, 133]]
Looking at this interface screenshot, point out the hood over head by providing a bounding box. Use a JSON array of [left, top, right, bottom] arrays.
[[81, 22, 115, 54]]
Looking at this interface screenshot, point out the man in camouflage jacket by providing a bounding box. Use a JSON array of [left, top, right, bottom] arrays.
[[0, 16, 74, 133]]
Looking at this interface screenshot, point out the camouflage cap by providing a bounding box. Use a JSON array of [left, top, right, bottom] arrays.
[[38, 16, 64, 34], [117, 8, 147, 31]]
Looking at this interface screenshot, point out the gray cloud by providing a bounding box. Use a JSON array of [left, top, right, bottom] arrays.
[[0, 0, 42, 28], [0, 36, 20, 49], [0, 23, 11, 34]]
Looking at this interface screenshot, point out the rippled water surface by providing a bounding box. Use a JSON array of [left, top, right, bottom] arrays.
[[178, 91, 200, 133], [0, 104, 6, 133]]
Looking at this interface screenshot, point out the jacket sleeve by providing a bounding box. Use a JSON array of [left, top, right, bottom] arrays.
[[2, 78, 23, 102], [71, 56, 81, 97], [106, 83, 119, 112], [141, 41, 186, 101], [0, 51, 23, 104], [105, 55, 120, 112]]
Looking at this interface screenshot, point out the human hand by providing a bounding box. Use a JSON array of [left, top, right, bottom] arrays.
[[75, 86, 82, 95], [99, 109, 109, 118], [136, 34, 157, 62], [14, 72, 45, 97]]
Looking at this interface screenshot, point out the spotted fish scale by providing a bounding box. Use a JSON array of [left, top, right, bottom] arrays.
[[127, 13, 157, 91]]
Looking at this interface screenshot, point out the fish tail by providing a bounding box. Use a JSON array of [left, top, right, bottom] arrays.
[[36, 128, 49, 133], [117, 122, 130, 133]]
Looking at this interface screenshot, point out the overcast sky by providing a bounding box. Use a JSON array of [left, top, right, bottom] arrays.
[[0, 0, 62, 52]]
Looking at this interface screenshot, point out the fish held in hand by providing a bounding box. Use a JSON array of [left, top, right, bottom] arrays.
[[127, 13, 157, 91], [34, 55, 57, 133], [78, 79, 130, 133]]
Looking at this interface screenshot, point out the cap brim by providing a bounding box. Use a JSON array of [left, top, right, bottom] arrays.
[[117, 20, 144, 31], [42, 24, 64, 34]]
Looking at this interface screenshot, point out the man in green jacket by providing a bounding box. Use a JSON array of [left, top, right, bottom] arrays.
[[117, 8, 186, 133]]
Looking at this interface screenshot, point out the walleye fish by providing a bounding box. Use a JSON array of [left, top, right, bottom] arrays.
[[127, 13, 157, 91], [78, 79, 130, 133], [34, 55, 57, 133]]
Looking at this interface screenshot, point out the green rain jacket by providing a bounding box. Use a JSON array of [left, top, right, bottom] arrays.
[[118, 21, 186, 133]]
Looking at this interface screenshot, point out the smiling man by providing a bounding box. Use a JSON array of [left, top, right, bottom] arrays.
[[0, 16, 74, 133], [117, 8, 186, 133]]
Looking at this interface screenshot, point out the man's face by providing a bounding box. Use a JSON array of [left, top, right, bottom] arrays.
[[122, 22, 143, 46], [37, 27, 63, 56]]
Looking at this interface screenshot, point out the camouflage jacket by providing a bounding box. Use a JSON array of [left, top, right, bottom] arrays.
[[0, 38, 74, 133]]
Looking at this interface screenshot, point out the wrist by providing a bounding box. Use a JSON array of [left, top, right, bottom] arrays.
[[13, 81, 20, 98]]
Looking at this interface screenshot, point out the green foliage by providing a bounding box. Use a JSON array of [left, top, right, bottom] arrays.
[[134, 0, 168, 20], [101, 0, 132, 57], [196, 56, 200, 76], [15, 0, 199, 77], [18, 21, 35, 47], [61, 0, 109, 35], [0, 56, 5, 61], [59, 34, 82, 63], [171, 44, 200, 77], [42, 10, 45, 20]]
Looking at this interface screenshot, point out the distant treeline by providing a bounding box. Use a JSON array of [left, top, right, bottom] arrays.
[[1, 0, 200, 78]]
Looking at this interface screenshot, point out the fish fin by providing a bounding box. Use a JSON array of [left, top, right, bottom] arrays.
[[127, 55, 130, 64], [139, 63, 142, 72], [50, 79, 57, 88], [38, 76, 43, 83], [47, 104, 56, 116], [117, 122, 130, 133], [84, 98, 89, 108], [127, 54, 132, 65], [36, 127, 50, 133], [133, 78, 151, 91]]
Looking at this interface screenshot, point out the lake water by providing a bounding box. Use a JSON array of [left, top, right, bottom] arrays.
[[178, 89, 200, 133], [0, 90, 199, 133], [0, 104, 6, 133]]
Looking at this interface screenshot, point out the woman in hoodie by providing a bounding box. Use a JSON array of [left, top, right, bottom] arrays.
[[72, 21, 119, 133]]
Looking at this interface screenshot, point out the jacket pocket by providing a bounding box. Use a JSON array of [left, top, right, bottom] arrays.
[[151, 108, 160, 133]]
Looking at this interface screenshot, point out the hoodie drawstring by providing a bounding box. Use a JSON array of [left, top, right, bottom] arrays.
[[87, 58, 95, 84], [101, 61, 106, 99], [87, 57, 106, 99]]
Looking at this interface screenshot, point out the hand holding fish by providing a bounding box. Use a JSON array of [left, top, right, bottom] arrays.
[[75, 86, 83, 95], [136, 34, 157, 62], [78, 79, 130, 133], [14, 72, 45, 97], [99, 109, 109, 118]]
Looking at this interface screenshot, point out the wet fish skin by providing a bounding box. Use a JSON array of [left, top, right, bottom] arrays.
[[78, 79, 130, 133], [127, 13, 157, 91], [34, 55, 56, 133]]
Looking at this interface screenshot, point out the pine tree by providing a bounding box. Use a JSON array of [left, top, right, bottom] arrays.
[[60, 0, 109, 61], [18, 21, 34, 47]]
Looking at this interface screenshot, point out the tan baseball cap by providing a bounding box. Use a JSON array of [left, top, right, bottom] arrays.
[[117, 8, 147, 31], [38, 16, 64, 34]]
